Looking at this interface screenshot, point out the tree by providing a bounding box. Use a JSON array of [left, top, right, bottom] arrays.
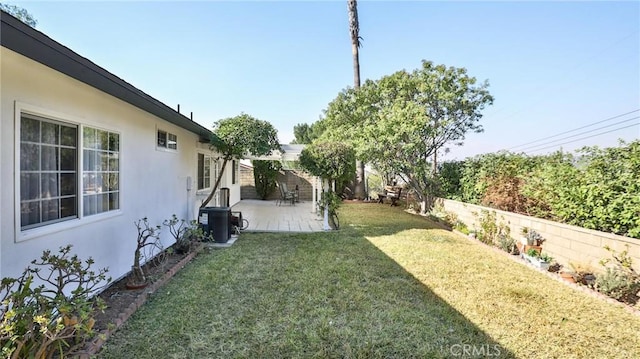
[[291, 122, 322, 144], [322, 60, 493, 213], [0, 3, 37, 27], [299, 141, 355, 229], [253, 160, 282, 200], [347, 0, 367, 200], [201, 113, 280, 208], [299, 141, 356, 186]]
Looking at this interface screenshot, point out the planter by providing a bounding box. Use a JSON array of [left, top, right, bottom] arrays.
[[517, 242, 542, 256], [560, 271, 576, 283], [523, 254, 550, 270]]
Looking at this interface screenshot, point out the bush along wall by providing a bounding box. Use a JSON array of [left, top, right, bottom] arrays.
[[437, 140, 640, 239]]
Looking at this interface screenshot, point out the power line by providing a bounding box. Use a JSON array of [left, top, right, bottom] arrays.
[[524, 122, 640, 154], [518, 116, 639, 152], [508, 109, 640, 150]]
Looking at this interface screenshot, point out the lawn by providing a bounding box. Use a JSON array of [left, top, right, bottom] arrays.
[[97, 203, 640, 358]]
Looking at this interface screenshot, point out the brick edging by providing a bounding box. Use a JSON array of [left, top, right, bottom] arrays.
[[77, 244, 206, 358]]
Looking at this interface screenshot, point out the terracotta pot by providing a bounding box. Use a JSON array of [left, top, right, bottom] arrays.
[[516, 243, 542, 255], [560, 272, 576, 283]]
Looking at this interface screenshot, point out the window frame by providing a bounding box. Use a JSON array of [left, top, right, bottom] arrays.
[[197, 153, 212, 191], [14, 102, 122, 242], [156, 128, 178, 151], [232, 160, 238, 185], [82, 126, 121, 217]]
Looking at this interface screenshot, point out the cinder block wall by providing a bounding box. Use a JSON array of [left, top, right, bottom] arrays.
[[240, 165, 314, 201], [437, 198, 640, 272], [240, 164, 257, 199]]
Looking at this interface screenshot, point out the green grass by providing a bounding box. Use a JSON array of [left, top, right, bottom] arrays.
[[98, 203, 640, 358]]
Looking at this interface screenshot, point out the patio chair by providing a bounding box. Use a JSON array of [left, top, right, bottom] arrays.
[[277, 183, 295, 206], [281, 182, 299, 203]]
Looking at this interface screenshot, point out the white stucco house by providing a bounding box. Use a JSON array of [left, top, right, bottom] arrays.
[[0, 11, 240, 281]]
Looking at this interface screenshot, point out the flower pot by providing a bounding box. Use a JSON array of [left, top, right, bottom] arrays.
[[560, 272, 576, 283], [523, 254, 550, 270], [517, 243, 542, 256]]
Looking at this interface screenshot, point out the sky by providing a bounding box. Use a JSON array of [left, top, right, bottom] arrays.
[[6, 1, 640, 160]]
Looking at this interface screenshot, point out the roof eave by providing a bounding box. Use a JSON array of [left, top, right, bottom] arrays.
[[0, 11, 212, 140]]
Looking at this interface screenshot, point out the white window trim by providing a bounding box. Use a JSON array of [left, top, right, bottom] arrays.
[[156, 127, 178, 152], [14, 102, 123, 243], [195, 154, 221, 207], [196, 152, 213, 192]]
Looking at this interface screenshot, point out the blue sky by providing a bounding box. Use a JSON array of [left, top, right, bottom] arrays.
[[7, 1, 640, 160]]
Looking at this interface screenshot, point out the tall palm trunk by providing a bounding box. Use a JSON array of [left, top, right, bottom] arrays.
[[348, 0, 366, 199]]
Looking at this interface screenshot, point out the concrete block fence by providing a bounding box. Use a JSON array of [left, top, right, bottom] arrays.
[[437, 198, 640, 273], [240, 164, 315, 201]]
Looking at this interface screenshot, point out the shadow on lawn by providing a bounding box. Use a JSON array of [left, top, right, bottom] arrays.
[[335, 203, 516, 358], [98, 203, 515, 358]]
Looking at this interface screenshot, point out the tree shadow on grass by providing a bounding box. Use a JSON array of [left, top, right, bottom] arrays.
[[97, 208, 516, 358]]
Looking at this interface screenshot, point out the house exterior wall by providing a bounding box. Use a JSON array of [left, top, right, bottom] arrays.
[[0, 47, 221, 281], [437, 198, 640, 272]]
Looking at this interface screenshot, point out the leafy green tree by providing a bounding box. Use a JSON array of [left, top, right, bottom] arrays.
[[299, 141, 356, 186], [291, 123, 323, 144], [299, 141, 355, 229], [437, 161, 465, 200], [253, 160, 282, 200], [321, 60, 493, 213], [0, 3, 37, 27], [201, 113, 280, 208]]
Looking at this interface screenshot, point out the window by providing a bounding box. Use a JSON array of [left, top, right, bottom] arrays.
[[197, 153, 211, 190], [19, 111, 121, 231], [157, 130, 177, 150], [82, 127, 120, 216], [20, 114, 78, 229], [232, 160, 238, 184]]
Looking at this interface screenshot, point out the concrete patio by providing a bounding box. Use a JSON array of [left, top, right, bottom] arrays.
[[232, 199, 324, 232]]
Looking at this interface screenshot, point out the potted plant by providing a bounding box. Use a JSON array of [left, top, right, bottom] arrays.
[[523, 248, 552, 270], [559, 270, 577, 283], [518, 227, 544, 256]]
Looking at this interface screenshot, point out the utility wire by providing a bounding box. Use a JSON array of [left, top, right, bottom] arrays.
[[524, 122, 640, 154], [518, 116, 639, 152], [508, 109, 640, 150]]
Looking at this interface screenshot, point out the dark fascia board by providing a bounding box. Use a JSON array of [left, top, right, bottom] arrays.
[[1, 11, 213, 142]]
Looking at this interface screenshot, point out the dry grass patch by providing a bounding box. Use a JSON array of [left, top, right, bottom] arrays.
[[97, 203, 640, 358]]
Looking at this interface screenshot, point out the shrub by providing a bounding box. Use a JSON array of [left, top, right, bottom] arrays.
[[453, 221, 469, 235], [475, 210, 510, 246], [164, 215, 207, 254], [497, 236, 518, 255], [131, 218, 162, 286], [253, 160, 282, 200], [595, 268, 640, 303], [595, 245, 640, 304], [442, 141, 640, 239], [0, 245, 110, 358]]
